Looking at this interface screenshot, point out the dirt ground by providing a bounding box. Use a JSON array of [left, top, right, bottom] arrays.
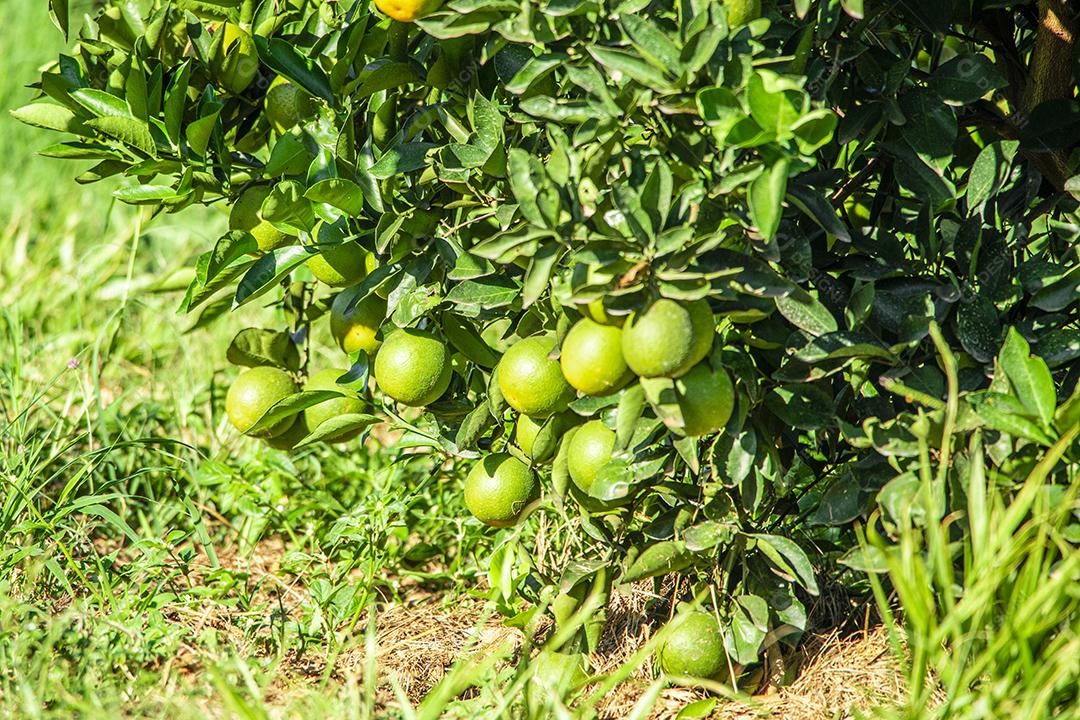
[[152, 536, 914, 719]]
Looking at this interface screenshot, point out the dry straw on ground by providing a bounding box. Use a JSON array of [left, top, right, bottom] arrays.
[[100, 536, 912, 718]]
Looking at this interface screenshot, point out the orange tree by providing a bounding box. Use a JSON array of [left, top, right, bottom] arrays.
[[16, 0, 1080, 672]]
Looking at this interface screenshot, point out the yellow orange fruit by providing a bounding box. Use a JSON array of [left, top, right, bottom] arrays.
[[330, 291, 386, 356], [374, 0, 443, 22]]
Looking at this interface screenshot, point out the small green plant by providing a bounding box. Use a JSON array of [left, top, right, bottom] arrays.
[[856, 325, 1080, 719]]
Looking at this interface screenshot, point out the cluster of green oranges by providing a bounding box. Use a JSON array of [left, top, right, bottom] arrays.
[[225, 241, 735, 530]]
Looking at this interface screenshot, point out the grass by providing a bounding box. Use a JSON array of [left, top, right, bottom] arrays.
[[1, 2, 1078, 718]]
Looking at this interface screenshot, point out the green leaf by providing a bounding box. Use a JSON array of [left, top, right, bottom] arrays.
[[620, 15, 683, 74], [246, 390, 343, 436], [955, 295, 1000, 363], [442, 313, 499, 368], [790, 331, 894, 362], [966, 140, 1018, 209], [790, 109, 838, 154], [696, 86, 743, 131], [621, 540, 692, 583], [898, 89, 956, 163], [184, 110, 220, 157], [297, 413, 380, 447], [765, 383, 834, 430], [969, 393, 1056, 446], [49, 0, 70, 38], [454, 403, 492, 450], [200, 230, 258, 284], [749, 534, 819, 595], [999, 327, 1056, 426], [253, 36, 334, 104], [10, 103, 84, 133], [748, 158, 789, 240], [747, 71, 803, 137], [588, 46, 676, 93], [1035, 329, 1080, 369], [445, 276, 521, 310], [304, 178, 365, 217], [234, 245, 310, 308], [1019, 100, 1080, 152], [86, 116, 156, 156], [930, 54, 1007, 105], [775, 288, 837, 336], [225, 328, 300, 370], [615, 384, 647, 451], [369, 142, 436, 178], [786, 184, 850, 242], [522, 243, 561, 308], [70, 88, 131, 118]]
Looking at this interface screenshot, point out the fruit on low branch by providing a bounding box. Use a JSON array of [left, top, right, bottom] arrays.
[[463, 452, 538, 527], [566, 420, 616, 496], [307, 242, 376, 287], [497, 334, 575, 418], [373, 328, 452, 407], [658, 611, 730, 681], [225, 366, 297, 438], [261, 416, 308, 450], [621, 298, 714, 379], [229, 185, 291, 252], [676, 363, 735, 437], [560, 318, 634, 396], [330, 291, 386, 356], [303, 368, 366, 442]]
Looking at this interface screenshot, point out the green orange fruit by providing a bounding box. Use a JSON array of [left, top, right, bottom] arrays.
[[515, 414, 543, 458], [262, 416, 309, 450], [463, 453, 538, 527], [723, 0, 761, 27], [303, 368, 367, 443], [265, 76, 317, 134], [330, 291, 386, 356], [497, 334, 575, 418], [583, 298, 625, 327], [229, 185, 291, 252], [214, 23, 259, 94], [526, 651, 589, 709], [307, 242, 376, 287], [621, 298, 714, 378], [560, 318, 634, 396], [373, 328, 452, 406], [659, 611, 729, 681], [566, 420, 616, 496], [676, 363, 734, 437], [225, 366, 298, 438]]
